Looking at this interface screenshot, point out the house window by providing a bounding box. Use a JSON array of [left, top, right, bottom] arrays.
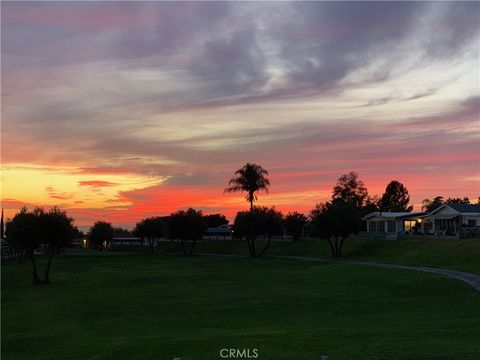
[[369, 221, 377, 232], [387, 220, 395, 233], [468, 220, 477, 227], [404, 220, 416, 232]]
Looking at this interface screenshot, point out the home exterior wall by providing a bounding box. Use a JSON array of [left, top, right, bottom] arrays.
[[432, 206, 458, 217], [365, 218, 404, 240], [364, 214, 424, 240], [423, 206, 480, 236], [462, 215, 480, 225]]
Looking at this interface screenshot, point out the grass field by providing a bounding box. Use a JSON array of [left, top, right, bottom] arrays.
[[2, 251, 480, 360], [176, 237, 480, 274]]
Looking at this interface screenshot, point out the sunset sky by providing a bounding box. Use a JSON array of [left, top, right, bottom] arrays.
[[1, 1, 479, 230]]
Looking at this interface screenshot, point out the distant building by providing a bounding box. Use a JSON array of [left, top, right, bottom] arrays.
[[362, 203, 480, 239], [69, 237, 86, 249], [203, 225, 233, 241], [111, 237, 145, 247], [422, 203, 480, 237], [362, 212, 425, 240]]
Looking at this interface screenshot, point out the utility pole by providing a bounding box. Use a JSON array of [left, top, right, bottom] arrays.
[[1, 208, 4, 240]]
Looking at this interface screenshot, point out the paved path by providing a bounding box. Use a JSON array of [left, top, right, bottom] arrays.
[[198, 253, 480, 292], [272, 255, 480, 292]]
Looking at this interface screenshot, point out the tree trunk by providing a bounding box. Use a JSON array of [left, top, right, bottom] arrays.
[[43, 245, 56, 284], [247, 237, 257, 257], [180, 239, 187, 256], [29, 251, 42, 285], [338, 236, 346, 257], [246, 238, 253, 257], [334, 237, 340, 257], [327, 238, 335, 257], [188, 239, 196, 256], [256, 237, 271, 257], [18, 249, 25, 264], [148, 238, 155, 254]]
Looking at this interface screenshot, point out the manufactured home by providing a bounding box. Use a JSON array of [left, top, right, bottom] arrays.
[[422, 203, 480, 237], [362, 212, 425, 240]]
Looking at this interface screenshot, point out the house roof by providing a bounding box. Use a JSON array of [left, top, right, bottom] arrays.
[[444, 203, 480, 213], [206, 225, 232, 233], [362, 211, 425, 221], [426, 203, 480, 218]]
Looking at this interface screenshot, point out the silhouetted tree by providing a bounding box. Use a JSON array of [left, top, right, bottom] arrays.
[[264, 207, 284, 243], [234, 206, 283, 257], [167, 208, 206, 256], [284, 212, 307, 242], [113, 227, 131, 236], [134, 217, 165, 254], [332, 171, 368, 209], [204, 214, 229, 228], [5, 207, 76, 284], [422, 196, 444, 212], [310, 199, 361, 257], [379, 180, 413, 212], [75, 228, 85, 238], [360, 195, 380, 217], [41, 207, 76, 284], [422, 196, 471, 212], [6, 208, 42, 283], [88, 221, 114, 251], [445, 197, 470, 204], [224, 163, 270, 210]]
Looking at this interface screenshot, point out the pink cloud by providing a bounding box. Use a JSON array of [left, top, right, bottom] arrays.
[[78, 180, 118, 188], [45, 186, 73, 200]]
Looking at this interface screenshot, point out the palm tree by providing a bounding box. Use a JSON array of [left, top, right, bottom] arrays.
[[224, 163, 270, 211]]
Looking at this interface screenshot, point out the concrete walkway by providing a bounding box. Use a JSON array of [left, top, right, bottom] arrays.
[[272, 255, 480, 293], [198, 252, 480, 292]]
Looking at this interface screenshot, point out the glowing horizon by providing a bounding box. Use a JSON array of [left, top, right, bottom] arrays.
[[1, 1, 479, 230]]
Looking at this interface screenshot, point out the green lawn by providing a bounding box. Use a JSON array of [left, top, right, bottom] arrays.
[[2, 252, 480, 360], [178, 237, 480, 274], [271, 237, 480, 274]]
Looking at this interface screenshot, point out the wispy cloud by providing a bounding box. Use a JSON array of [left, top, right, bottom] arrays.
[[78, 180, 119, 188], [2, 1, 478, 227]]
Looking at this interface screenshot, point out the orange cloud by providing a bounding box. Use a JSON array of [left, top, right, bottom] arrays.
[[78, 180, 119, 188]]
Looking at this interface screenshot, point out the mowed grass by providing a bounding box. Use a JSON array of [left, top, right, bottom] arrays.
[[270, 237, 480, 274], [183, 237, 480, 274], [2, 252, 480, 360]]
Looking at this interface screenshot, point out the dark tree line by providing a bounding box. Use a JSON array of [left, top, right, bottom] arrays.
[[421, 196, 472, 212], [91, 212, 225, 256], [7, 161, 476, 287]]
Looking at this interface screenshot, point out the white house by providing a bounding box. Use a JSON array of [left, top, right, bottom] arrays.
[[202, 225, 233, 241], [362, 212, 425, 240], [110, 237, 145, 247], [422, 203, 480, 236]]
